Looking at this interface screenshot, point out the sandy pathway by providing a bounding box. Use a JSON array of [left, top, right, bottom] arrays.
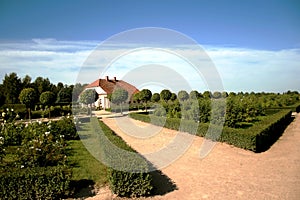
[[90, 114, 300, 200]]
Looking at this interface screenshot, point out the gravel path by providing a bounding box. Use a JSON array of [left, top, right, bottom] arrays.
[[88, 114, 300, 200]]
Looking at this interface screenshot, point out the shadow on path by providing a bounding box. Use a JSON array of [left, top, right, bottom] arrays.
[[149, 169, 178, 195]]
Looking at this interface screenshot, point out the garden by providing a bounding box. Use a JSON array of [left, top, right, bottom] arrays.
[[129, 90, 300, 152], [0, 73, 299, 198]]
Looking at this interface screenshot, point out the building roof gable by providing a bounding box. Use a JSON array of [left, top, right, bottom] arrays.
[[85, 77, 139, 96]]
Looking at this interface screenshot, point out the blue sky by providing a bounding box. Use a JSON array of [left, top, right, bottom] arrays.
[[0, 0, 300, 92]]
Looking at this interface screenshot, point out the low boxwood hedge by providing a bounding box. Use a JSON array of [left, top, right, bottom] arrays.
[[0, 166, 71, 200], [129, 109, 292, 152], [88, 117, 153, 197]]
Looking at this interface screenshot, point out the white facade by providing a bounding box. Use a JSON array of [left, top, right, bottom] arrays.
[[86, 86, 110, 110]]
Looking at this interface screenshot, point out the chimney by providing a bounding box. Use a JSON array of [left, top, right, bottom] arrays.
[[113, 77, 117, 81], [105, 76, 109, 81]]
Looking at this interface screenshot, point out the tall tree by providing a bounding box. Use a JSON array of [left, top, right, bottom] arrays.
[[33, 77, 51, 97], [0, 84, 5, 107], [56, 87, 72, 104], [2, 73, 22, 104], [22, 75, 32, 88], [19, 88, 37, 120], [72, 83, 87, 102]]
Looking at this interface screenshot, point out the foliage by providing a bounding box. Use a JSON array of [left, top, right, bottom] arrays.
[[151, 93, 160, 102], [85, 118, 153, 197], [19, 88, 37, 109], [160, 89, 172, 102], [72, 83, 88, 102], [189, 90, 200, 100], [109, 88, 129, 114], [109, 88, 129, 105], [19, 88, 37, 120], [40, 91, 56, 118], [51, 117, 78, 140], [138, 89, 152, 111], [178, 90, 189, 102], [212, 91, 222, 99], [2, 73, 22, 104], [139, 89, 152, 102], [16, 128, 66, 167], [40, 91, 56, 107], [0, 93, 5, 108], [79, 89, 97, 105], [57, 87, 73, 104], [170, 93, 177, 101], [0, 136, 5, 161], [129, 109, 293, 152], [0, 166, 71, 200], [0, 121, 23, 146], [0, 116, 79, 199], [34, 77, 52, 97]]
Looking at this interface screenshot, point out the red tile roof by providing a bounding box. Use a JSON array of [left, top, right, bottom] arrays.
[[85, 77, 139, 96]]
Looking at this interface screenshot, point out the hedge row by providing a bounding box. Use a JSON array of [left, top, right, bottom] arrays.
[[0, 166, 71, 200], [250, 109, 292, 152], [88, 117, 153, 197], [0, 104, 72, 120], [129, 109, 292, 152]]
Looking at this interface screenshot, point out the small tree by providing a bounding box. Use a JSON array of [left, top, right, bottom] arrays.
[[178, 90, 189, 102], [160, 89, 172, 102], [19, 88, 37, 120], [139, 89, 152, 112], [133, 92, 141, 110], [40, 91, 55, 118], [79, 89, 97, 116], [212, 91, 222, 99], [170, 93, 177, 101], [109, 88, 128, 114], [151, 93, 160, 102], [190, 90, 200, 100]]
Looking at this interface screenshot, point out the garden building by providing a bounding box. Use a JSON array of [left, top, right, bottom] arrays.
[[84, 76, 139, 109]]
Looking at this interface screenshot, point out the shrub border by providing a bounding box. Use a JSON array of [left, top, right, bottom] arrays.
[[129, 109, 292, 152]]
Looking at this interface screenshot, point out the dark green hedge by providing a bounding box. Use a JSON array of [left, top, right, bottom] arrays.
[[0, 166, 71, 200], [251, 109, 292, 152], [129, 109, 292, 152], [89, 117, 153, 197]]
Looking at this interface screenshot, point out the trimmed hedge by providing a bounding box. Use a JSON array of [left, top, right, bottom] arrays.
[[251, 109, 292, 152], [88, 117, 153, 197], [0, 166, 71, 200], [129, 109, 292, 152]]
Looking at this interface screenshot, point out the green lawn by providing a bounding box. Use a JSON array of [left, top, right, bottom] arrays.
[[66, 140, 108, 187]]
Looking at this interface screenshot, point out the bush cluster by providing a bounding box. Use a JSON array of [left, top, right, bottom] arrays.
[[0, 104, 72, 121], [0, 166, 71, 200], [0, 117, 77, 199]]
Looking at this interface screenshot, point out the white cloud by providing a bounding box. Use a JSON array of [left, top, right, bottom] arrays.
[[0, 39, 299, 92], [205, 46, 300, 92]]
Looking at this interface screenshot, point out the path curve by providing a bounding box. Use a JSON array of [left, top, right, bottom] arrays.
[[90, 114, 300, 200]]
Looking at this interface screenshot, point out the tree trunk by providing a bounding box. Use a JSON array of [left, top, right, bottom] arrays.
[[145, 101, 148, 112], [28, 108, 31, 121]]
